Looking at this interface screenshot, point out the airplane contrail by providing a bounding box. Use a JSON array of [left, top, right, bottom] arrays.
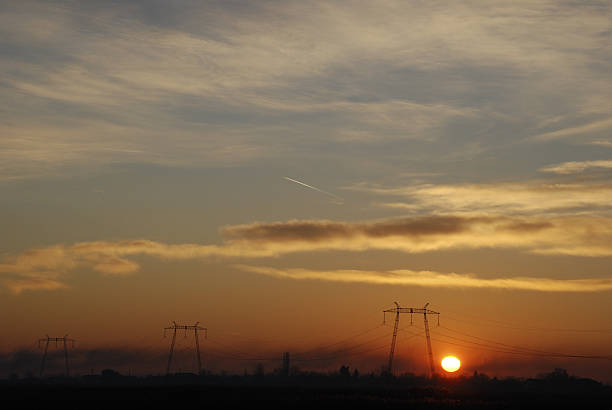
[[283, 176, 344, 204]]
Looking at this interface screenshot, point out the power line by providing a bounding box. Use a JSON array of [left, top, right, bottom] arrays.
[[295, 330, 426, 363], [444, 312, 612, 333], [203, 328, 417, 364], [205, 339, 278, 361], [294, 343, 390, 362], [294, 331, 393, 362], [204, 331, 394, 363], [432, 335, 612, 360], [431, 327, 612, 360], [203, 328, 401, 364], [433, 329, 555, 356], [437, 325, 557, 355], [294, 324, 386, 357]]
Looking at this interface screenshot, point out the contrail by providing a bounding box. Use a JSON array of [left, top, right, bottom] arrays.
[[284, 177, 344, 204]]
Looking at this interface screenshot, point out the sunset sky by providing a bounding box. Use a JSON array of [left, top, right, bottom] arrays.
[[1, 1, 611, 380]]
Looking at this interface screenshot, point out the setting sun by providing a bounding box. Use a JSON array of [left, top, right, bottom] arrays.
[[441, 356, 461, 373]]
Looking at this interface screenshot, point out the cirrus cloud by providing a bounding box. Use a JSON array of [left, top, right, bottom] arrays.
[[235, 265, 612, 293], [347, 181, 612, 214], [2, 0, 612, 180], [539, 160, 612, 175]]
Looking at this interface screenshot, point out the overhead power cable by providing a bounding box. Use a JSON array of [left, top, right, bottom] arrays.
[[444, 312, 612, 333], [430, 327, 612, 360]]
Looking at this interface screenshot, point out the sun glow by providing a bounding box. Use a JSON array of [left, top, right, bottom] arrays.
[[441, 356, 461, 372]]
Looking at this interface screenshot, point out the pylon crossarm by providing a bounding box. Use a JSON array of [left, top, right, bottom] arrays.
[[393, 308, 439, 315]]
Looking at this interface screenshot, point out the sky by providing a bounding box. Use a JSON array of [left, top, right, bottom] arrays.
[[1, 0, 611, 380]]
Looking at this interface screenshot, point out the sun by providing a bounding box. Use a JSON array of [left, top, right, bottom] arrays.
[[441, 356, 461, 372]]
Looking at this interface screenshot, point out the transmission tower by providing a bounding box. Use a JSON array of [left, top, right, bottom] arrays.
[[164, 321, 207, 375], [38, 335, 75, 377], [383, 302, 440, 377]]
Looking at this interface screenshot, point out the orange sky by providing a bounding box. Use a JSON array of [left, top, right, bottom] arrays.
[[1, 0, 611, 381]]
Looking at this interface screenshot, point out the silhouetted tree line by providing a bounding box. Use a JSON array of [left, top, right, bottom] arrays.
[[2, 366, 610, 390], [1, 367, 611, 408]]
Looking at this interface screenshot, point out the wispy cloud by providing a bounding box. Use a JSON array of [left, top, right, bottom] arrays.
[[590, 141, 612, 148], [235, 265, 612, 293], [540, 160, 612, 174], [4, 278, 67, 294], [1, 1, 611, 180], [532, 118, 612, 142], [347, 181, 612, 214]]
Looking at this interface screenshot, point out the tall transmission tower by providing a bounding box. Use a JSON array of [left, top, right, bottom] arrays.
[[164, 321, 207, 375], [38, 335, 75, 377], [383, 302, 440, 377]]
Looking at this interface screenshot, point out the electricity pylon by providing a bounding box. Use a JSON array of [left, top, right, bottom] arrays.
[[164, 321, 207, 375], [38, 335, 75, 377], [383, 302, 440, 377]]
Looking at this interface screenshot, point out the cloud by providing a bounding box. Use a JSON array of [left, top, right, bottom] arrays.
[[533, 118, 612, 142], [1, 1, 612, 180], [222, 215, 489, 242], [92, 257, 141, 275], [0, 1, 482, 180], [235, 265, 612, 293], [539, 160, 612, 174], [4, 278, 67, 295], [347, 181, 612, 214], [2, 214, 612, 292]]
